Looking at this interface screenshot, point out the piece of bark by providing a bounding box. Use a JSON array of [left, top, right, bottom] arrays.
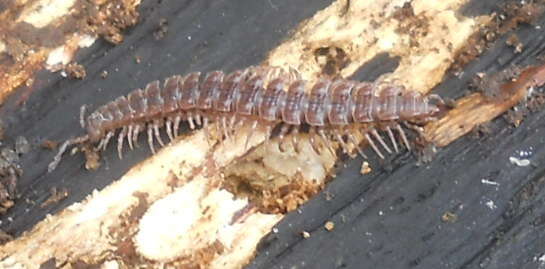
[[425, 64, 545, 147]]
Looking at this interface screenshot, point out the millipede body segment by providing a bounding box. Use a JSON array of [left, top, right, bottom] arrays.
[[48, 66, 444, 172]]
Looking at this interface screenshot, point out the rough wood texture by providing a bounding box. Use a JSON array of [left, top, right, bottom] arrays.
[[0, 0, 334, 234], [0, 0, 140, 103], [425, 64, 545, 147], [0, 0, 337, 267], [1, 0, 545, 268]]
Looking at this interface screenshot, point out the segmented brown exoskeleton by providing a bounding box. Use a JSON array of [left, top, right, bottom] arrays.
[[48, 66, 444, 172]]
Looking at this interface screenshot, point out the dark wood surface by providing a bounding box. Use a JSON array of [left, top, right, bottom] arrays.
[[2, 0, 545, 268]]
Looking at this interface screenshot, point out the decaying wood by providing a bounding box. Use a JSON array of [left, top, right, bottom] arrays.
[[1, 0, 542, 268], [266, 0, 484, 92], [0, 127, 280, 268], [0, 0, 140, 104], [425, 64, 545, 147]]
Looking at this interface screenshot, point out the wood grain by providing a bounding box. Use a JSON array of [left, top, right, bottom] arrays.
[[1, 0, 544, 268]]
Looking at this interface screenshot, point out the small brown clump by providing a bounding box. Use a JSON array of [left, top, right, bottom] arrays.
[[0, 167, 18, 214], [360, 161, 371, 174], [83, 0, 140, 44], [0, 229, 13, 245], [392, 2, 430, 49], [527, 92, 545, 112], [154, 18, 169, 40], [65, 63, 87, 79], [469, 122, 492, 138], [324, 221, 335, 231], [504, 109, 525, 127], [473, 66, 522, 102], [82, 145, 101, 171], [41, 139, 59, 150], [441, 211, 458, 223], [505, 34, 523, 54], [313, 46, 350, 76], [40, 187, 69, 208]]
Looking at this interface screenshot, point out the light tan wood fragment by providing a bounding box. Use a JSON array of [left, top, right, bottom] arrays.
[[426, 64, 545, 147], [18, 0, 77, 28], [134, 175, 281, 266]]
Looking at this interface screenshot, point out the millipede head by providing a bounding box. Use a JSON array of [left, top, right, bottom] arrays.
[[85, 112, 106, 142]]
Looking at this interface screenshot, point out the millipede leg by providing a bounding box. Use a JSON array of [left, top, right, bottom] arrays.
[[308, 128, 322, 154], [347, 133, 367, 158], [100, 131, 114, 151], [244, 121, 258, 150], [396, 123, 411, 150], [194, 113, 202, 127], [147, 125, 155, 154], [371, 129, 392, 154], [153, 121, 165, 147], [187, 114, 196, 130], [334, 131, 351, 155], [277, 124, 290, 152], [166, 119, 174, 142], [235, 117, 245, 130], [318, 129, 335, 156], [264, 125, 272, 144], [203, 116, 211, 144], [117, 127, 127, 159], [403, 122, 424, 136], [173, 115, 181, 137], [364, 133, 384, 159], [264, 67, 278, 83], [127, 125, 134, 150], [132, 125, 141, 147], [229, 115, 237, 131], [96, 138, 105, 151], [386, 126, 399, 153], [291, 128, 301, 154], [289, 66, 302, 81], [222, 116, 230, 140], [213, 116, 222, 140], [277, 124, 290, 140]]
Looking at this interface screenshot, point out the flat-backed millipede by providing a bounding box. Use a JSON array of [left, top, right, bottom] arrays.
[[47, 66, 445, 172]]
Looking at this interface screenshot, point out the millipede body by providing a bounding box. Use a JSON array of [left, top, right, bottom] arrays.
[[48, 66, 444, 172]]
